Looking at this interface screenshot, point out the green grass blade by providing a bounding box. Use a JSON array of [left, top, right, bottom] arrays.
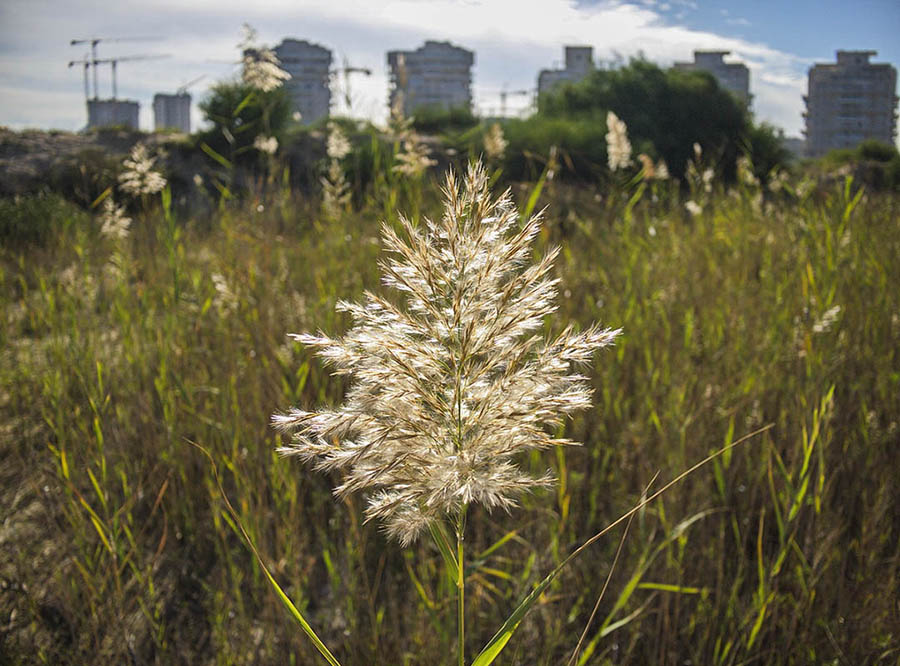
[[261, 565, 341, 666], [200, 142, 233, 170], [637, 582, 704, 594], [477, 530, 518, 560], [429, 520, 460, 583], [232, 90, 256, 117], [576, 596, 655, 665], [521, 149, 557, 221], [189, 440, 341, 666]]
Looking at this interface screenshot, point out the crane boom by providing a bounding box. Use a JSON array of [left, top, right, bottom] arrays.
[[176, 75, 206, 95], [67, 58, 92, 102], [337, 57, 373, 112], [69, 36, 161, 98]]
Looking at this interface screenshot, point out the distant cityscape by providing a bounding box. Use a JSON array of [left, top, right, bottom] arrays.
[[80, 38, 897, 159]]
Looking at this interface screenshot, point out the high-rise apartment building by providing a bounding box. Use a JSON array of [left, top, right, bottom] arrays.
[[387, 41, 474, 116], [87, 99, 139, 130], [274, 39, 332, 124], [153, 93, 191, 133], [673, 51, 750, 105], [537, 46, 594, 96], [803, 50, 898, 157]]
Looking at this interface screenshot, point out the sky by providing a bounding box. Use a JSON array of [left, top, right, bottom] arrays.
[[1, 0, 898, 139]]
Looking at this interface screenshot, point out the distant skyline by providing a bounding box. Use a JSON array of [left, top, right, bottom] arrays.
[[1, 0, 898, 142]]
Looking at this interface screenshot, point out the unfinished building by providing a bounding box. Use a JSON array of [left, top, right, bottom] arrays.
[[274, 39, 333, 124], [537, 46, 594, 97], [87, 99, 139, 130], [153, 93, 191, 133], [388, 41, 474, 116]]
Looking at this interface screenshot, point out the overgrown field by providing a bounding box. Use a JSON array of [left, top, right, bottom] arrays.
[[2, 163, 898, 664]]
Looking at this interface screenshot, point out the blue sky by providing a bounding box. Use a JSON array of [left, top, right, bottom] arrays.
[[1, 0, 898, 140]]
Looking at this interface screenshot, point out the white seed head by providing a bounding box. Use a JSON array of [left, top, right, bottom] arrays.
[[606, 111, 632, 171], [321, 158, 351, 219], [685, 200, 702, 217], [702, 168, 714, 192], [483, 123, 507, 161], [655, 159, 669, 180], [812, 305, 841, 334], [253, 135, 279, 155], [98, 197, 131, 239], [118, 143, 166, 196], [393, 137, 436, 178], [326, 123, 351, 160], [240, 24, 290, 93], [274, 161, 621, 545], [737, 156, 758, 187]]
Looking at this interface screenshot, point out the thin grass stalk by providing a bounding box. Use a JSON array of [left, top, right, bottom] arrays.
[[457, 504, 467, 666], [567, 478, 645, 666]]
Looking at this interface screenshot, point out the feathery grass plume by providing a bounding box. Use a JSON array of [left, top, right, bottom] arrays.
[[393, 137, 437, 178], [118, 144, 166, 196], [605, 111, 632, 171], [239, 23, 290, 93], [321, 159, 351, 219], [767, 167, 789, 193], [392, 54, 409, 115], [326, 122, 351, 160], [702, 167, 714, 192], [737, 156, 759, 188], [387, 92, 415, 144], [273, 161, 621, 545], [321, 123, 353, 218], [685, 143, 714, 195], [386, 55, 415, 142], [483, 122, 508, 161], [655, 159, 669, 180], [253, 135, 279, 155], [637, 154, 670, 182], [684, 199, 702, 217], [812, 305, 841, 334], [637, 154, 655, 180], [98, 197, 131, 239], [211, 272, 239, 314]]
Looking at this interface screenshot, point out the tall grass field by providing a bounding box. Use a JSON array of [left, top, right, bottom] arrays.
[[1, 125, 898, 665]]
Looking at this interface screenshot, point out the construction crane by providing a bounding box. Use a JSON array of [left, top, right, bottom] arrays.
[[68, 54, 92, 103], [498, 88, 533, 117], [336, 56, 372, 112], [177, 75, 206, 96], [70, 36, 159, 99], [70, 54, 170, 100]]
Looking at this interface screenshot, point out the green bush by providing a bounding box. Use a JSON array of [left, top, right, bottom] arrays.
[[857, 139, 898, 162], [821, 140, 900, 190], [0, 192, 88, 247], [411, 105, 479, 135]]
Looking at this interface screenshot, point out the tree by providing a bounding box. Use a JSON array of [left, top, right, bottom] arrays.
[[743, 123, 792, 184], [197, 80, 292, 165], [538, 58, 755, 180]]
